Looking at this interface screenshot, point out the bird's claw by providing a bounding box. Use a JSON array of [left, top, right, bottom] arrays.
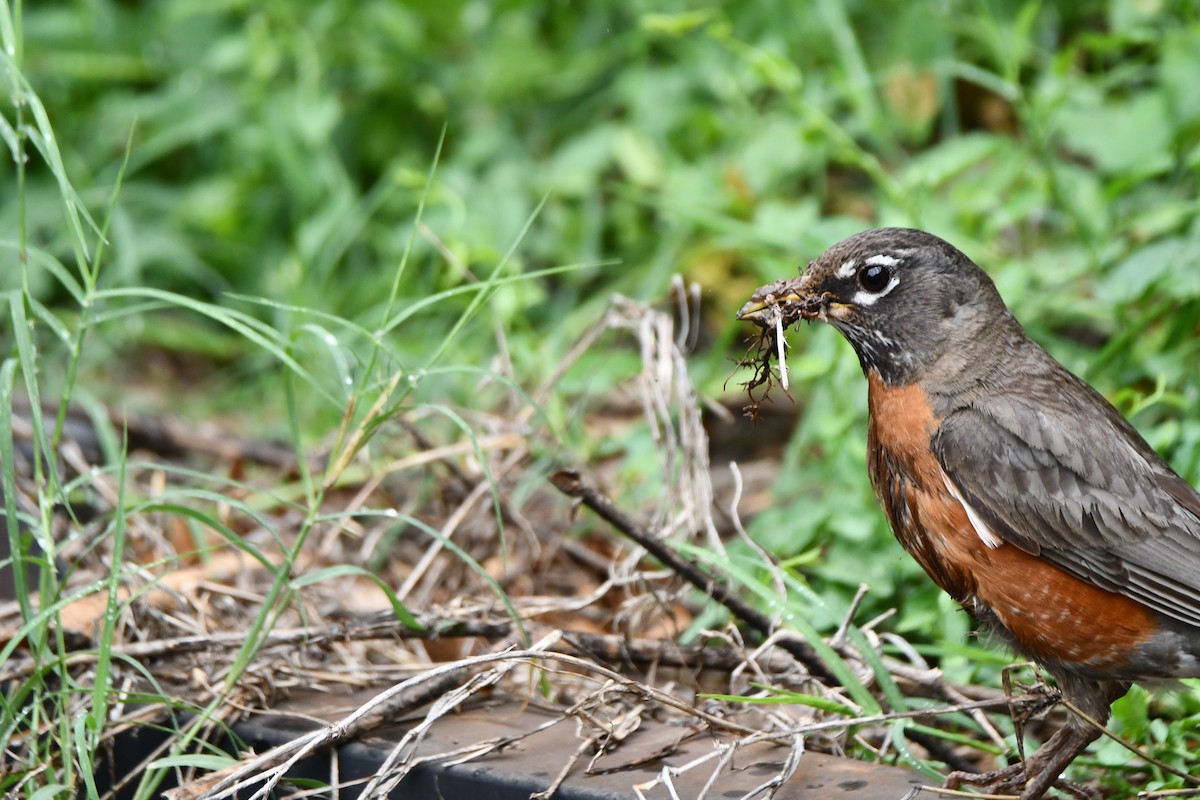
[[945, 765, 1101, 800]]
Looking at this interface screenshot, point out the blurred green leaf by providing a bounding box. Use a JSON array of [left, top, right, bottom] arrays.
[[1101, 234, 1200, 302], [1057, 91, 1174, 178]]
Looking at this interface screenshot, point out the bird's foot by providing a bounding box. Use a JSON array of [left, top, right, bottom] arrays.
[[945, 765, 1100, 800]]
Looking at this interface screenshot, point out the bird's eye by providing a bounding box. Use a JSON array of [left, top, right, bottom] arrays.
[[859, 264, 892, 293]]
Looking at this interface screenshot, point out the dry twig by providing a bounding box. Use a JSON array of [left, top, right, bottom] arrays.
[[551, 467, 838, 685]]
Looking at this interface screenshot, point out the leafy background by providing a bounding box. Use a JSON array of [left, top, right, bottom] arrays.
[[3, 0, 1200, 795]]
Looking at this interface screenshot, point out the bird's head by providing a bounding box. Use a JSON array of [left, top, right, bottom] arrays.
[[738, 228, 1018, 386]]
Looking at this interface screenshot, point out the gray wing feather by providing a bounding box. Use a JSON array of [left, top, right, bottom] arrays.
[[933, 382, 1200, 629]]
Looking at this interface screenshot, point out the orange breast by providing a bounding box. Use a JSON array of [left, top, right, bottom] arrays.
[[864, 371, 1157, 669]]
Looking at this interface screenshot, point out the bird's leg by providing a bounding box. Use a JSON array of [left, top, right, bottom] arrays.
[[1019, 724, 1103, 799], [947, 671, 1125, 799], [945, 723, 1102, 799]]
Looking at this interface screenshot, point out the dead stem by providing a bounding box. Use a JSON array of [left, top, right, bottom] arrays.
[[550, 467, 838, 685]]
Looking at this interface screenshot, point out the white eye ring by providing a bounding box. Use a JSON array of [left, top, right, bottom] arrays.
[[858, 264, 893, 293], [851, 268, 900, 306]]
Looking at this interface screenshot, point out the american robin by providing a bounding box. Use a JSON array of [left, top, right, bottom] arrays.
[[737, 228, 1200, 799]]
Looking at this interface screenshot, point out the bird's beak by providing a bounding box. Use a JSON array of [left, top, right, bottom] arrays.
[[737, 290, 803, 322], [736, 276, 828, 326]]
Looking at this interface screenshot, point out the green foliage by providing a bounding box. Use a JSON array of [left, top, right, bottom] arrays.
[[3, 0, 1200, 795]]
